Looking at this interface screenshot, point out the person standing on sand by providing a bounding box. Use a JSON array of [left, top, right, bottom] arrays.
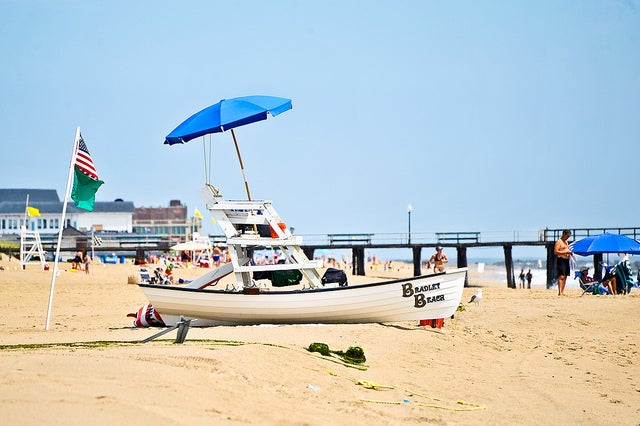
[[84, 253, 90, 274], [526, 269, 533, 288], [554, 229, 572, 296], [429, 247, 448, 273], [518, 268, 526, 289], [72, 251, 83, 270], [213, 246, 222, 267]]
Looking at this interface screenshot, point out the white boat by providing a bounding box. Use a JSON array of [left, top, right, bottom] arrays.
[[138, 184, 467, 325], [140, 268, 466, 325]]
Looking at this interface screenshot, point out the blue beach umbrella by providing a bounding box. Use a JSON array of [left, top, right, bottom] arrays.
[[165, 95, 292, 199], [570, 233, 640, 256], [165, 96, 292, 145]]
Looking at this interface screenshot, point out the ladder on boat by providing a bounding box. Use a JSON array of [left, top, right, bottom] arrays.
[[199, 184, 323, 289]]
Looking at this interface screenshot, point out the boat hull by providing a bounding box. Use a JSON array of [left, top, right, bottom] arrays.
[[139, 268, 467, 325]]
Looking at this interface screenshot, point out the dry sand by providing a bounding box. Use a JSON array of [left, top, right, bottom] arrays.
[[0, 256, 639, 425]]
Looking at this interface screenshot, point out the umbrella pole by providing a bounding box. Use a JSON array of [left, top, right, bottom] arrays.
[[231, 129, 252, 201]]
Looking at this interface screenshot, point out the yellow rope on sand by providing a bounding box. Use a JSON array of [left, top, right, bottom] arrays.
[[413, 401, 487, 411], [405, 389, 487, 411], [355, 380, 395, 390], [360, 398, 403, 405]]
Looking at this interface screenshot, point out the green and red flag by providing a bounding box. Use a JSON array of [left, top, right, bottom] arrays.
[[71, 133, 104, 211]]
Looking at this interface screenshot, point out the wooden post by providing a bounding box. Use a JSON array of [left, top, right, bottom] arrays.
[[412, 246, 422, 277], [593, 253, 603, 281], [302, 247, 315, 262], [503, 244, 515, 289], [456, 246, 469, 287], [546, 243, 556, 289], [352, 247, 366, 276]]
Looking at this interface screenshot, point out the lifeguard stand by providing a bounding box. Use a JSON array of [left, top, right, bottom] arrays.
[[20, 226, 46, 270], [198, 184, 322, 289]]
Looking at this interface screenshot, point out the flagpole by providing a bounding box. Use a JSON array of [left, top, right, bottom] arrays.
[[24, 193, 29, 228], [20, 194, 30, 270], [45, 126, 81, 331]]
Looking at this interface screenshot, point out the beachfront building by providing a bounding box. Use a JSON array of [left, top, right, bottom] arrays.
[[132, 200, 201, 245], [0, 188, 134, 236]]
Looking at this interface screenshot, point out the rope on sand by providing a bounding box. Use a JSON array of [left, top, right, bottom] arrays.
[[359, 388, 486, 411], [360, 398, 403, 405], [326, 365, 485, 411], [412, 401, 486, 411], [355, 379, 395, 390], [405, 389, 487, 411]]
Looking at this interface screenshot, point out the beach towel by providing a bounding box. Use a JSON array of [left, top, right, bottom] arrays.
[[128, 303, 166, 327], [614, 260, 634, 294]]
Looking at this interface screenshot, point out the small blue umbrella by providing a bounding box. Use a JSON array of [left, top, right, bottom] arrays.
[[570, 233, 640, 256], [164, 95, 292, 200]]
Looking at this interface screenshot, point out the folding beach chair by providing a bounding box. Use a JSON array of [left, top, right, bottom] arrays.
[[139, 268, 154, 284], [574, 270, 610, 296], [575, 271, 596, 296]]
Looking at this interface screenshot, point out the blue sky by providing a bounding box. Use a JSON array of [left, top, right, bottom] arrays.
[[2, 1, 639, 251]]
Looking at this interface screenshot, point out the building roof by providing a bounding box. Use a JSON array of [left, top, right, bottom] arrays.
[[0, 188, 60, 203], [0, 201, 135, 214], [0, 189, 134, 214]]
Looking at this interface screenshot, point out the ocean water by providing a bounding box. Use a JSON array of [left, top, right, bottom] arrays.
[[472, 264, 554, 288]]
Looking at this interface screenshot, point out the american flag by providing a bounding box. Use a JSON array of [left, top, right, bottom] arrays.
[[75, 134, 99, 180]]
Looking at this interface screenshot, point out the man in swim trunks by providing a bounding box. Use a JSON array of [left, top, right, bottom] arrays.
[[554, 229, 572, 296]]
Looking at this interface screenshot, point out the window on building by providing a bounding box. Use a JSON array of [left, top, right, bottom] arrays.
[[172, 226, 186, 234]]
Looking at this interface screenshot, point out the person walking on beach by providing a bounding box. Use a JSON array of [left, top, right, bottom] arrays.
[[518, 269, 526, 289], [429, 247, 448, 273], [84, 253, 90, 274], [526, 269, 533, 289], [554, 229, 572, 296]]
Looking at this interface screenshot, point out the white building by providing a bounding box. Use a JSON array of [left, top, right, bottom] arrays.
[[0, 188, 134, 236]]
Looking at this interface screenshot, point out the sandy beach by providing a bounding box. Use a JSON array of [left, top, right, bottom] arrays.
[[0, 257, 638, 425]]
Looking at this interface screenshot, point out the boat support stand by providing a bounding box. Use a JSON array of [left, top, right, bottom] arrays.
[[141, 316, 194, 344]]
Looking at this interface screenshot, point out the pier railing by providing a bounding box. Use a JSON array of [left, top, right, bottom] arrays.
[[295, 229, 547, 246], [288, 227, 640, 247]]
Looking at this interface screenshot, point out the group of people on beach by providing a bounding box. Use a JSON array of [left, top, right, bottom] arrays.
[[71, 250, 91, 274], [518, 268, 533, 289], [555, 229, 636, 296]]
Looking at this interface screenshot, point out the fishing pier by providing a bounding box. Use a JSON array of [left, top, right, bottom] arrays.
[[300, 227, 640, 288]]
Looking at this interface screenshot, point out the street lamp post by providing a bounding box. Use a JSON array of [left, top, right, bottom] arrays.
[[407, 204, 412, 244]]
